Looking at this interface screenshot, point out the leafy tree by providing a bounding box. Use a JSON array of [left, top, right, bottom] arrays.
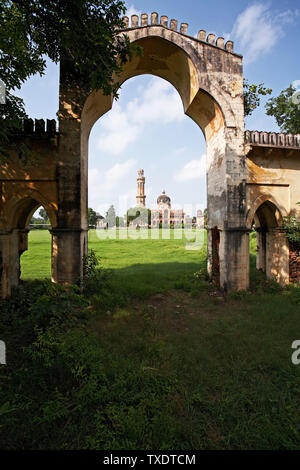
[[282, 203, 300, 245], [126, 207, 150, 226], [265, 85, 300, 134], [243, 79, 272, 116], [0, 1, 137, 156], [88, 207, 97, 226], [38, 207, 50, 224], [105, 204, 116, 228], [116, 215, 124, 227]]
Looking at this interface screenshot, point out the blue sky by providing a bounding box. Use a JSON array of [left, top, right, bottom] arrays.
[[15, 0, 300, 217]]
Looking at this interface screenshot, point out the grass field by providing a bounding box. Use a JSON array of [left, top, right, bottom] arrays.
[[4, 228, 300, 449], [21, 228, 207, 296]]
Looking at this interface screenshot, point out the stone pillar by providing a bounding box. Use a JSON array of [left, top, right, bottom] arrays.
[[52, 160, 88, 286], [0, 228, 31, 297], [17, 228, 29, 283], [208, 227, 220, 285], [220, 229, 250, 292], [266, 229, 289, 285], [10, 229, 21, 288], [51, 228, 87, 285], [0, 232, 11, 299]]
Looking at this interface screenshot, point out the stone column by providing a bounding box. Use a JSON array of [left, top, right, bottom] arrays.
[[51, 228, 87, 284], [0, 231, 11, 298], [266, 229, 289, 285], [219, 229, 250, 291]]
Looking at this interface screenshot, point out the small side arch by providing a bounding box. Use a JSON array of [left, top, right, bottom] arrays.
[[4, 190, 57, 231], [246, 194, 287, 230], [247, 194, 289, 285]]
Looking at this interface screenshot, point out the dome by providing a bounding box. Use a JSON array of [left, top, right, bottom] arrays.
[[157, 190, 171, 205]]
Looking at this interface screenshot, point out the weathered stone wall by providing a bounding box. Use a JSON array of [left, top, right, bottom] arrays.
[[245, 133, 300, 286], [289, 243, 300, 285]]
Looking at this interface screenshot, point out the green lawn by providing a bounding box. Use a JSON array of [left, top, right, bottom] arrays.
[[21, 228, 207, 296], [4, 228, 300, 449]]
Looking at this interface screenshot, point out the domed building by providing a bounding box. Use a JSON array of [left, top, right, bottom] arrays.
[[130, 170, 185, 228], [151, 189, 185, 228]]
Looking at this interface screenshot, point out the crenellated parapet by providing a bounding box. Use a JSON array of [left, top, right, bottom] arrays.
[[12, 118, 58, 136], [120, 12, 235, 53], [245, 130, 300, 149]]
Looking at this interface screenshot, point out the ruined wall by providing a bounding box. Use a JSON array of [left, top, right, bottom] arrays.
[[2, 13, 299, 298], [245, 132, 300, 221], [245, 131, 300, 285], [289, 243, 300, 285]]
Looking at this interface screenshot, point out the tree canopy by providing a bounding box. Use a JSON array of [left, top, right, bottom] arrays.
[[88, 207, 98, 226], [243, 79, 272, 117], [265, 85, 300, 134], [0, 0, 135, 154], [244, 79, 300, 133]]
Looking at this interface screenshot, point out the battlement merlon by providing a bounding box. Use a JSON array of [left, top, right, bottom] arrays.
[[118, 12, 239, 57], [10, 118, 58, 137], [245, 130, 300, 150]]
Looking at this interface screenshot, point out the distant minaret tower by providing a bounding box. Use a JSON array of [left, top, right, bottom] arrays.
[[136, 169, 146, 207]]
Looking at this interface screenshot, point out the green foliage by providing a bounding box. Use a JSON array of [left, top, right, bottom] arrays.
[[88, 207, 98, 226], [0, 1, 140, 155], [282, 214, 300, 245], [265, 85, 300, 134], [244, 79, 272, 116], [3, 231, 300, 449], [38, 207, 50, 224]]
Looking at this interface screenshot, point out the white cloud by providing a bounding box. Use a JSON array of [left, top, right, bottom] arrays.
[[129, 79, 184, 125], [88, 159, 137, 213], [231, 3, 300, 64], [174, 155, 206, 182], [97, 77, 184, 155], [97, 103, 139, 155], [126, 4, 142, 18]]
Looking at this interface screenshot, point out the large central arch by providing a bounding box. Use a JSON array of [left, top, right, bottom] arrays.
[[70, 18, 247, 291], [0, 13, 252, 297]]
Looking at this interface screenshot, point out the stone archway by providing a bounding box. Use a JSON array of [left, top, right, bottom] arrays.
[[0, 189, 57, 297], [247, 196, 289, 285], [3, 12, 299, 298], [74, 16, 247, 292]]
